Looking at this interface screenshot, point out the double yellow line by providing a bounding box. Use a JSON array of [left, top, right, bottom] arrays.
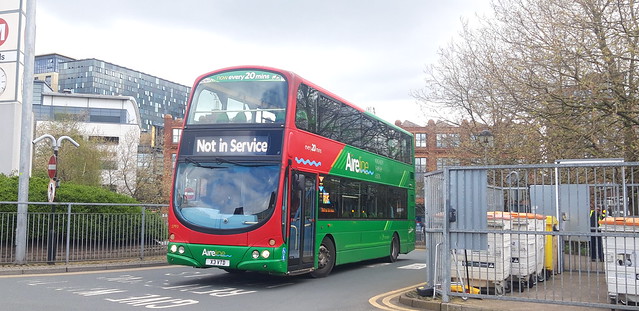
[[369, 282, 426, 311]]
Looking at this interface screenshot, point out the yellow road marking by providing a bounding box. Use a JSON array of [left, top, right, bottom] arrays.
[[369, 282, 426, 311]]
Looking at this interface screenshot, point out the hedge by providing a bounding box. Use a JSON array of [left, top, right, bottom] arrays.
[[0, 175, 167, 243]]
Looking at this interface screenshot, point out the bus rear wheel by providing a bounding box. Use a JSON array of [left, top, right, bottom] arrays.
[[311, 237, 335, 278], [388, 234, 399, 262]]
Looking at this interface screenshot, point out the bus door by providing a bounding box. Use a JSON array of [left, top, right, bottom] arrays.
[[287, 171, 316, 271]]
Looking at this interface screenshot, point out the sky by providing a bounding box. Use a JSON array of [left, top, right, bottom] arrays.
[[34, 0, 491, 125]]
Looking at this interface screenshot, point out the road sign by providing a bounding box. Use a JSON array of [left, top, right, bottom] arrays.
[[47, 155, 57, 179], [0, 18, 7, 47], [47, 179, 56, 202], [184, 187, 195, 200]]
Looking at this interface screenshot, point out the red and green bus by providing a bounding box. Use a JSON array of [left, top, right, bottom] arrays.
[[167, 66, 415, 277]]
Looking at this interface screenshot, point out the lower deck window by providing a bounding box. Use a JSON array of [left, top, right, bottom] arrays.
[[318, 175, 407, 220]]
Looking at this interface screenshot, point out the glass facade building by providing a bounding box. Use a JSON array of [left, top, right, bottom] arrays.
[[34, 54, 190, 130], [34, 53, 75, 74]]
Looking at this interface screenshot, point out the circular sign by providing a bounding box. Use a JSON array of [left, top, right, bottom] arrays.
[[47, 179, 56, 203], [47, 155, 57, 179], [184, 188, 195, 200], [0, 18, 8, 47]]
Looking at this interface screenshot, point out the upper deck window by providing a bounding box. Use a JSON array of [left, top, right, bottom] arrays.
[[296, 83, 413, 164], [186, 70, 288, 125]]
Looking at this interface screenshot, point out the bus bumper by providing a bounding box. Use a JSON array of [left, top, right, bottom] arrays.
[[167, 252, 203, 267], [167, 242, 288, 274]]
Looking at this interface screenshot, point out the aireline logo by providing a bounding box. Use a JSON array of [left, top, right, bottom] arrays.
[[345, 152, 374, 175]]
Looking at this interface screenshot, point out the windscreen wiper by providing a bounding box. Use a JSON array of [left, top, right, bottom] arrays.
[[185, 157, 225, 169], [214, 157, 270, 167]]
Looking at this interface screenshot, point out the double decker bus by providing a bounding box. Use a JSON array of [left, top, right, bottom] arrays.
[[167, 66, 415, 277]]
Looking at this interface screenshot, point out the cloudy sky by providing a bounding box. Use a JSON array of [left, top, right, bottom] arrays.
[[34, 0, 490, 125]]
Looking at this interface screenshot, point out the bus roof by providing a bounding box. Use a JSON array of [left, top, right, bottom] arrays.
[[192, 65, 413, 138]]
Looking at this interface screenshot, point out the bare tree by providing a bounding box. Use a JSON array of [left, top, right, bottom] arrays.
[[415, 0, 639, 162], [133, 135, 166, 204], [101, 128, 139, 195], [99, 129, 166, 203]]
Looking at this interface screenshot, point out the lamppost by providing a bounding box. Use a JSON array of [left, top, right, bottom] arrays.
[[478, 129, 494, 164]]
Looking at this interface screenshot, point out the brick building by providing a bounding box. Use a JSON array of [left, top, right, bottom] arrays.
[[397, 119, 480, 172], [162, 114, 184, 202], [396, 119, 492, 215]]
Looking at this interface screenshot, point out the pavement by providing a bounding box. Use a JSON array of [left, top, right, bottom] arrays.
[[0, 256, 168, 276], [397, 244, 611, 310], [398, 272, 607, 311], [399, 293, 599, 311]]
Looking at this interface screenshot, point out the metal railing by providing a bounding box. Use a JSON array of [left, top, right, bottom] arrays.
[[0, 201, 168, 265], [424, 162, 639, 310]]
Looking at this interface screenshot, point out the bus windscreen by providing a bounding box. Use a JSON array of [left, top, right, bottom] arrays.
[[187, 70, 288, 125], [173, 161, 280, 230]]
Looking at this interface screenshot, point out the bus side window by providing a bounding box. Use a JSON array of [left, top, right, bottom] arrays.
[[341, 209, 353, 218], [296, 110, 308, 129], [318, 187, 337, 218], [296, 84, 317, 131]]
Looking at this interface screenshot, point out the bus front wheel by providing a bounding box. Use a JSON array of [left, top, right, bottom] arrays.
[[388, 234, 399, 262], [311, 237, 335, 278]]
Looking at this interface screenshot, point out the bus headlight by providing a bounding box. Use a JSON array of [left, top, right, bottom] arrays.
[[170, 244, 178, 253], [261, 250, 270, 258], [178, 246, 185, 254], [252, 250, 260, 259]]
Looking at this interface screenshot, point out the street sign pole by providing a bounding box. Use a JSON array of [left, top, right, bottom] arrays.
[[46, 178, 56, 264], [32, 134, 79, 265], [46, 151, 57, 264]]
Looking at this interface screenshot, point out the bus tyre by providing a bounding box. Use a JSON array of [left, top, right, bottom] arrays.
[[311, 237, 335, 278], [388, 234, 399, 263]]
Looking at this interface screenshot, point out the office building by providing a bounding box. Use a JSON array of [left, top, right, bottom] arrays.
[[33, 80, 141, 193], [34, 53, 74, 90], [34, 54, 190, 131]]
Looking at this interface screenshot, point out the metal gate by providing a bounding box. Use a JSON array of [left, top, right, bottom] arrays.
[[424, 160, 639, 310]]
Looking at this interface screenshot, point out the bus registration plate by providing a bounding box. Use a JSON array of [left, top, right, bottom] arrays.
[[205, 259, 230, 267]]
